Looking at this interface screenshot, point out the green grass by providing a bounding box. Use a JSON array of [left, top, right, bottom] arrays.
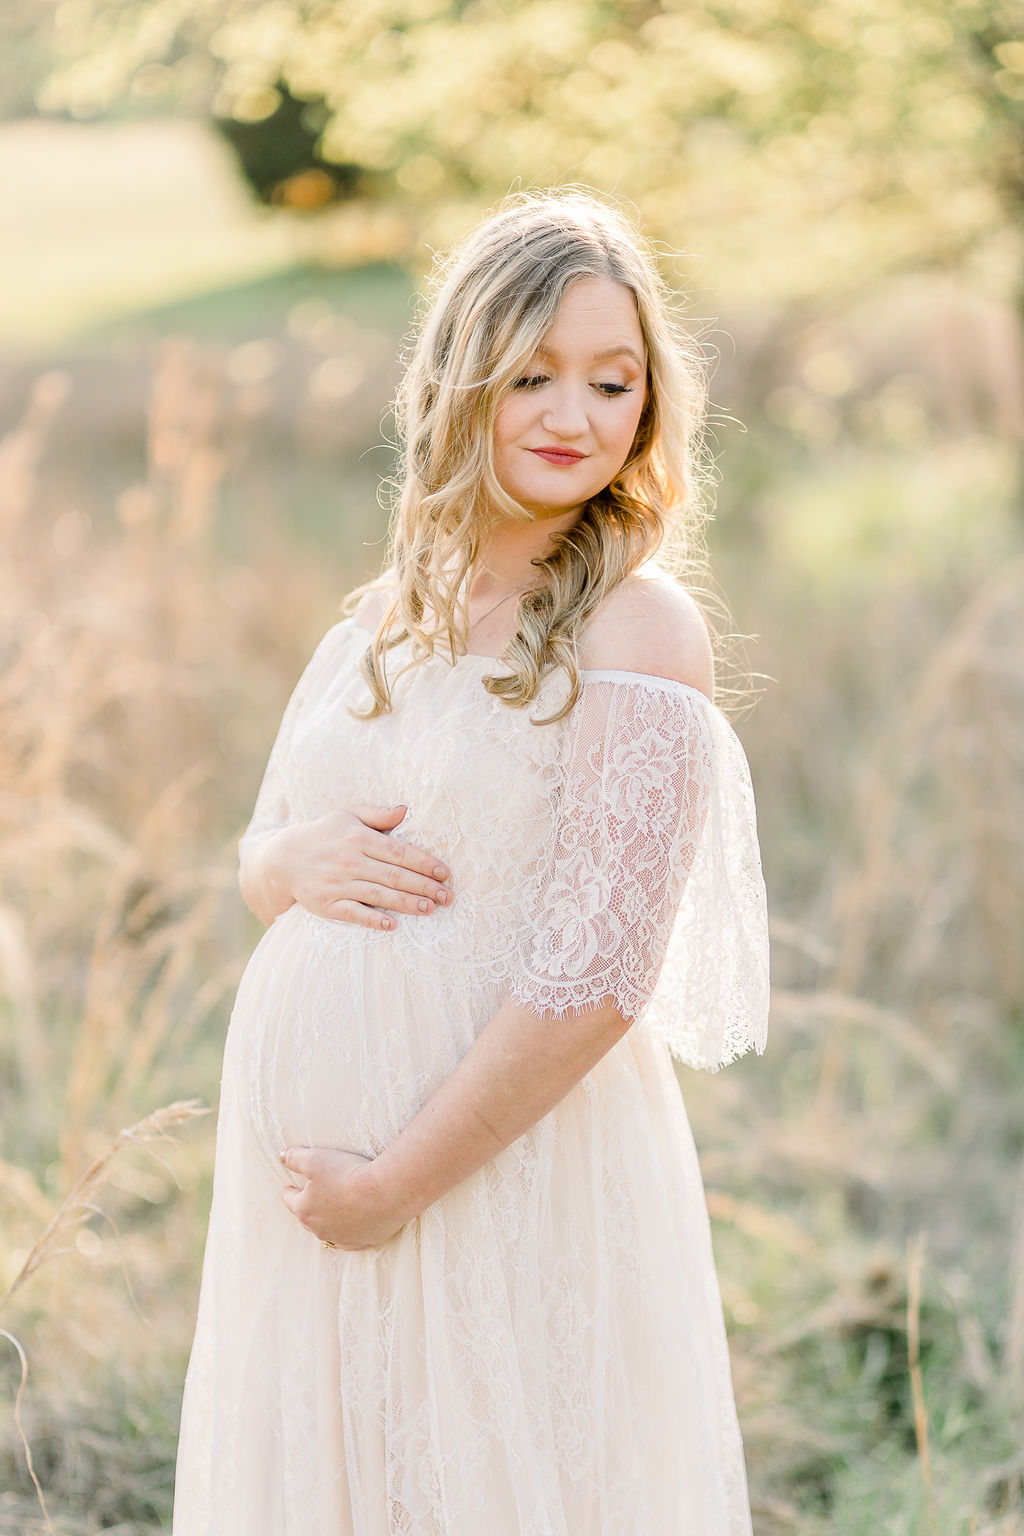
[[82, 259, 415, 349], [0, 116, 303, 352]]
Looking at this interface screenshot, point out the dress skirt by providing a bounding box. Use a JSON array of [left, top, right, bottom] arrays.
[[172, 903, 753, 1536], [172, 615, 769, 1535]]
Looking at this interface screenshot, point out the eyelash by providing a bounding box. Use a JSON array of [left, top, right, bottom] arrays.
[[514, 375, 633, 397]]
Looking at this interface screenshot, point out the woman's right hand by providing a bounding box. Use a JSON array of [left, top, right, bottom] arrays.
[[241, 805, 454, 930]]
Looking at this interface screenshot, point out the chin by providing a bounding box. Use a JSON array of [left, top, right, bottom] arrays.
[[519, 497, 587, 520], [509, 480, 605, 518]]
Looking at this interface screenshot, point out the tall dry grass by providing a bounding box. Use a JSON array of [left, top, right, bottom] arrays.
[[0, 320, 1020, 1533], [693, 485, 1024, 1530], [0, 340, 345, 1532]]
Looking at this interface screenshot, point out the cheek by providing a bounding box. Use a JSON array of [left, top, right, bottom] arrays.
[[607, 398, 646, 462], [493, 397, 530, 455]]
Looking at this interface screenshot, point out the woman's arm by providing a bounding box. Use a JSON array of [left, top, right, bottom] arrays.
[[281, 577, 718, 1248], [240, 584, 457, 931], [281, 993, 630, 1248], [240, 804, 454, 930], [238, 826, 302, 926]]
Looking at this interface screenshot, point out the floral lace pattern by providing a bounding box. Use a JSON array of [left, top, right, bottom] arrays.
[[173, 617, 769, 1536]]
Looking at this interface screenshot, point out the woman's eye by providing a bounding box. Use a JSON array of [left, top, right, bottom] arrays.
[[595, 382, 633, 396], [514, 375, 548, 391]]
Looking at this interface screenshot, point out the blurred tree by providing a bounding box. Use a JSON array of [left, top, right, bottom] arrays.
[[25, 0, 1024, 303], [0, 0, 60, 120], [212, 78, 366, 208]]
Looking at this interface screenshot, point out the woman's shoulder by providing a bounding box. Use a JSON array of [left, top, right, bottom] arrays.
[[578, 564, 715, 702], [340, 563, 714, 699]]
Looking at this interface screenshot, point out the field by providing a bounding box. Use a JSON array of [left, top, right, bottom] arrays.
[[0, 117, 1023, 1535]]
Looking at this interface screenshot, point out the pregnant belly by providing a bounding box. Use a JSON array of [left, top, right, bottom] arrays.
[[222, 903, 484, 1175]]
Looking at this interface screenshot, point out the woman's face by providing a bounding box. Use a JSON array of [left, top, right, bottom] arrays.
[[492, 276, 648, 521]]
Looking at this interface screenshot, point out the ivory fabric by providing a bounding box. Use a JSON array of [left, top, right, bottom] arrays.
[[172, 615, 770, 1536]]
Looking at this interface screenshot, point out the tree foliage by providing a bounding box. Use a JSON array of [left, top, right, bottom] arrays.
[[29, 0, 1024, 301]]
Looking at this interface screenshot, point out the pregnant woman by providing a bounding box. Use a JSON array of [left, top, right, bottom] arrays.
[[172, 190, 770, 1535]]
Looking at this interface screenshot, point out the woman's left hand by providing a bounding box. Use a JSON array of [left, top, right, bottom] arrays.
[[279, 1145, 406, 1250]]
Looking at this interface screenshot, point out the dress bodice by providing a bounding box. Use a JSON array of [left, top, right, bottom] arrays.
[[239, 617, 770, 1071]]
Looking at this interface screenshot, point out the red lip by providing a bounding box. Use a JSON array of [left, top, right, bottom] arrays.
[[529, 447, 587, 465]]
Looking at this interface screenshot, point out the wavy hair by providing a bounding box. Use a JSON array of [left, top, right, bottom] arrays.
[[343, 188, 711, 725]]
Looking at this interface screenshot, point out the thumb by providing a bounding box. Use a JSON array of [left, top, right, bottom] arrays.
[[352, 803, 407, 830], [280, 1145, 315, 1178]]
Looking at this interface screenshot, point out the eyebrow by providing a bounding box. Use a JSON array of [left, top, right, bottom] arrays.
[[592, 345, 645, 366], [536, 343, 646, 368]]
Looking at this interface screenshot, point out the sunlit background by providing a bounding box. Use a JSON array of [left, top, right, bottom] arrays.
[[1, 3, 1023, 1532]]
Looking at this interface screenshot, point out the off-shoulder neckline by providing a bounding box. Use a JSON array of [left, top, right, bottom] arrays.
[[342, 617, 714, 707]]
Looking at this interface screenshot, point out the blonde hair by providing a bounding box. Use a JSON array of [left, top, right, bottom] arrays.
[[344, 188, 710, 725]]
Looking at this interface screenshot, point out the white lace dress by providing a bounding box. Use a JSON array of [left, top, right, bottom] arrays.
[[172, 615, 770, 1536]]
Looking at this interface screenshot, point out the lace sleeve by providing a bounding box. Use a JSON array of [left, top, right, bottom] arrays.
[[237, 621, 349, 869], [507, 675, 770, 1072]]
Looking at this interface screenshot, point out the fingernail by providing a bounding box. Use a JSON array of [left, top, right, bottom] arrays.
[[278, 1150, 286, 1161], [433, 865, 447, 879], [418, 898, 431, 913]]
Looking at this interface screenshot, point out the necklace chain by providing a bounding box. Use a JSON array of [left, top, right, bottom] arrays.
[[471, 582, 530, 629]]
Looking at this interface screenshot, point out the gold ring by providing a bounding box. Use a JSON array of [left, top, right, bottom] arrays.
[[321, 1238, 336, 1250]]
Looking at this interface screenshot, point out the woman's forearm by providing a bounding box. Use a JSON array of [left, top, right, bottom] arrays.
[[368, 995, 632, 1224], [238, 828, 298, 926]]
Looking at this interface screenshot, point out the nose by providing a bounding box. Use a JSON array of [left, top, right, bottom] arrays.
[[540, 380, 589, 440]]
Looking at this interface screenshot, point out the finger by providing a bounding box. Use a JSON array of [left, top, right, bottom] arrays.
[[280, 1184, 304, 1216], [280, 1146, 315, 1178], [358, 827, 450, 885], [348, 804, 408, 831], [351, 851, 453, 904], [343, 880, 452, 917], [321, 898, 400, 933]]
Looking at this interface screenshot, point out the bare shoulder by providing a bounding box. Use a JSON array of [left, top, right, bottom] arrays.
[[579, 563, 715, 701]]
